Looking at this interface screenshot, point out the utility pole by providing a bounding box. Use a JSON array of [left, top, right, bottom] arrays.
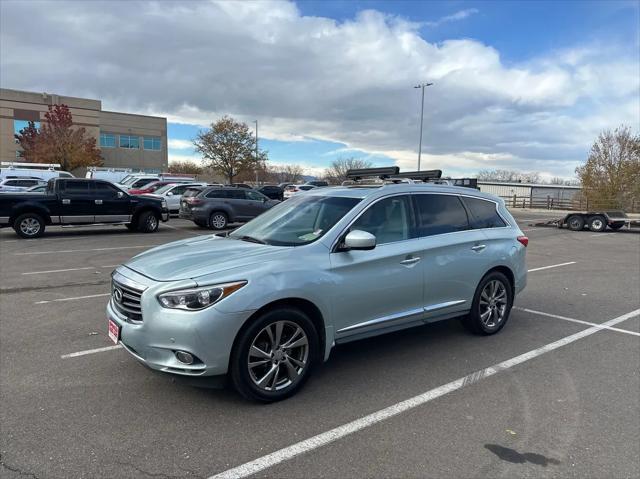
[[254, 120, 259, 185], [414, 82, 433, 171]]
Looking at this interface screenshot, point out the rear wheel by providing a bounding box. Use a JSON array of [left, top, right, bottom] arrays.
[[137, 211, 159, 233], [588, 215, 606, 232], [463, 271, 513, 335], [566, 215, 585, 231], [209, 212, 228, 230], [230, 307, 319, 402], [13, 213, 45, 238]]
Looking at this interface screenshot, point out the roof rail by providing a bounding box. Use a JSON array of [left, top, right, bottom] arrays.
[[345, 167, 400, 181], [389, 170, 442, 182]]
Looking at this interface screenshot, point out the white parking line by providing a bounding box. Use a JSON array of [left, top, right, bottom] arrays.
[[515, 307, 640, 337], [590, 233, 615, 238], [60, 345, 122, 358], [209, 308, 640, 479], [15, 245, 156, 255], [35, 293, 110, 304], [528, 261, 576, 272], [22, 265, 119, 275]]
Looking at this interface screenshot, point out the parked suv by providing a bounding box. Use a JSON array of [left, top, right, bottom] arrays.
[[179, 185, 279, 229], [107, 181, 527, 401]]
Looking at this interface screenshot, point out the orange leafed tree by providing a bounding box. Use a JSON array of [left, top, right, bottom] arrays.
[[14, 104, 103, 171]]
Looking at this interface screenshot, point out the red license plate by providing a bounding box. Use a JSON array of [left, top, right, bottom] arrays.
[[108, 319, 120, 344]]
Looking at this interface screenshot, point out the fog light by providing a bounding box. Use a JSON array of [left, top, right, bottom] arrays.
[[175, 351, 194, 364]]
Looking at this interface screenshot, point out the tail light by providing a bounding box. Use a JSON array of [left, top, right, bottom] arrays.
[[517, 236, 529, 247], [186, 197, 203, 205]]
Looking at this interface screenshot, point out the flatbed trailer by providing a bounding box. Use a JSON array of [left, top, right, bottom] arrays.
[[536, 210, 639, 232]]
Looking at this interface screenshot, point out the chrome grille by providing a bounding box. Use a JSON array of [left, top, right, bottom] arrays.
[[112, 276, 144, 322]]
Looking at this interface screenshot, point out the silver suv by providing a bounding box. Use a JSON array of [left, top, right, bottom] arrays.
[[107, 180, 527, 401]]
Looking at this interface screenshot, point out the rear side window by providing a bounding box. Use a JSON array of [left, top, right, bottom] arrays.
[[414, 194, 470, 237], [206, 189, 229, 199], [228, 190, 245, 199], [462, 197, 506, 229], [183, 188, 203, 198], [63, 181, 90, 195]]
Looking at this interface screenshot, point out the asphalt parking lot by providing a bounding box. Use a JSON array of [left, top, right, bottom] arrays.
[[1, 212, 639, 479]]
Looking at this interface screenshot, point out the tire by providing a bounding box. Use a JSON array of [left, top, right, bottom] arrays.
[[137, 211, 159, 233], [208, 211, 228, 230], [609, 222, 624, 231], [588, 215, 606, 233], [230, 307, 319, 402], [463, 271, 514, 335], [13, 213, 45, 238], [566, 215, 585, 231]]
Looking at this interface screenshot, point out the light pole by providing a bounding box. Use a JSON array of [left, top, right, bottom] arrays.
[[254, 120, 259, 185], [414, 82, 433, 171]]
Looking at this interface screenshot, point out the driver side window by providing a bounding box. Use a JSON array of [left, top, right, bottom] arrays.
[[351, 195, 414, 245]]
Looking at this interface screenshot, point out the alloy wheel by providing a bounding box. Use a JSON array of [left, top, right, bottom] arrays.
[[211, 214, 226, 229], [147, 215, 158, 230], [479, 280, 507, 328], [20, 218, 40, 236], [247, 320, 309, 392]]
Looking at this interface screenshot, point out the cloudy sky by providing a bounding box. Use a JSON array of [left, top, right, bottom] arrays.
[[1, 0, 638, 179]]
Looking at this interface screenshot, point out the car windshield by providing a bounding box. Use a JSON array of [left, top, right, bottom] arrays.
[[154, 184, 177, 194], [228, 194, 361, 246]]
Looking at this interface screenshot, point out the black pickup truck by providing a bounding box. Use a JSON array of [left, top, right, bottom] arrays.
[[0, 178, 169, 238]]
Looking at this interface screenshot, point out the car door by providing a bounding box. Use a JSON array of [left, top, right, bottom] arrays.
[[412, 193, 490, 321], [93, 182, 132, 222], [244, 189, 270, 218], [224, 189, 251, 220], [330, 195, 425, 340], [165, 184, 190, 212], [58, 180, 95, 223]]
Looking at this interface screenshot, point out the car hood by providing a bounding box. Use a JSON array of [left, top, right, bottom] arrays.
[[124, 235, 287, 281]]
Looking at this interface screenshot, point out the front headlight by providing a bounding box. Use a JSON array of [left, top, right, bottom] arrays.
[[157, 281, 247, 310]]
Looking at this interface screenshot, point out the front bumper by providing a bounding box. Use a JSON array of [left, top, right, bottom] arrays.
[[106, 268, 256, 377]]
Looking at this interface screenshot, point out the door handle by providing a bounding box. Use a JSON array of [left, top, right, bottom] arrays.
[[62, 199, 70, 205], [400, 256, 421, 265], [471, 244, 486, 252], [95, 199, 103, 205]]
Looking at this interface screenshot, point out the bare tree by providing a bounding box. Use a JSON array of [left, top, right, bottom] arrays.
[[267, 164, 305, 183], [324, 157, 373, 184], [168, 160, 203, 175], [193, 116, 264, 184], [576, 125, 640, 210], [477, 169, 541, 184]]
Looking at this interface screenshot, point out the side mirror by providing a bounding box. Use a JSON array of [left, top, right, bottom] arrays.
[[166, 192, 174, 196], [342, 230, 376, 251], [117, 191, 125, 198]]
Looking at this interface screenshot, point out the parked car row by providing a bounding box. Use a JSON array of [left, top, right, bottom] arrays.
[[0, 178, 169, 238]]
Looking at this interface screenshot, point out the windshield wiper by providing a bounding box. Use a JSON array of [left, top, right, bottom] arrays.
[[236, 235, 267, 245]]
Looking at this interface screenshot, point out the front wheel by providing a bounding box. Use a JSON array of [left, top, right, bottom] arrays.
[[230, 308, 319, 402], [137, 211, 159, 233], [566, 215, 585, 231], [463, 271, 513, 335], [13, 213, 45, 238]]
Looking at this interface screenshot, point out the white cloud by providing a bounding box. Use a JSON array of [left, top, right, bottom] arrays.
[[1, 0, 638, 178], [425, 8, 479, 27], [167, 139, 194, 150]]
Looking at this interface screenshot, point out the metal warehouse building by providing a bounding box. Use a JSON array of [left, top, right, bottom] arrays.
[[478, 181, 582, 208], [0, 88, 168, 173]]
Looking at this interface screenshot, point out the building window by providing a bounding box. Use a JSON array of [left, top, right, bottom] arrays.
[[100, 133, 116, 148], [14, 120, 40, 143], [143, 136, 161, 151], [119, 135, 140, 149]]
